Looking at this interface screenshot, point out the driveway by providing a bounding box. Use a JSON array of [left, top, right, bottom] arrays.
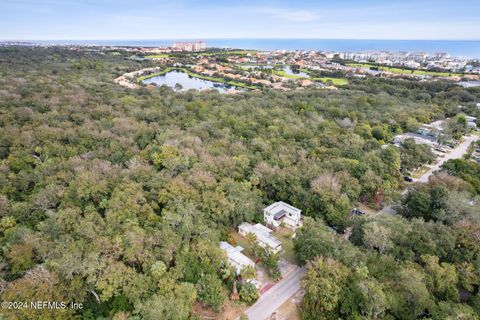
[[244, 267, 305, 320]]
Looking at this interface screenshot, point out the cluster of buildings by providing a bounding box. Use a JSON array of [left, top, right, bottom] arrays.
[[220, 201, 302, 275], [222, 50, 480, 82], [393, 119, 448, 148], [222, 49, 480, 75], [336, 51, 479, 73], [112, 47, 480, 94], [190, 55, 327, 90], [54, 40, 207, 56], [108, 44, 480, 92], [392, 114, 477, 156], [110, 40, 206, 55], [172, 40, 206, 52]]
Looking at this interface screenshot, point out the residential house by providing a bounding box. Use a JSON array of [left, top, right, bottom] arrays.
[[264, 201, 302, 229], [466, 116, 477, 129], [238, 222, 282, 253], [417, 121, 444, 139], [219, 241, 255, 275]]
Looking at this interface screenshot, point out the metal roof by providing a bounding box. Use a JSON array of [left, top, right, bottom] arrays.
[[219, 241, 255, 274], [238, 223, 282, 250], [264, 201, 301, 216]]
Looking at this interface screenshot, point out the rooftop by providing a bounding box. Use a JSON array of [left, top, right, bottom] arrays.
[[239, 223, 282, 250], [239, 222, 282, 249], [264, 201, 301, 216], [219, 241, 255, 274]]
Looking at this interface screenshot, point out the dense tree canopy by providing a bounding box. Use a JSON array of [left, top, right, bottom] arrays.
[[0, 47, 479, 319]]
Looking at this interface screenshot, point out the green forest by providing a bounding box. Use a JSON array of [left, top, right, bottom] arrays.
[[0, 47, 479, 319]]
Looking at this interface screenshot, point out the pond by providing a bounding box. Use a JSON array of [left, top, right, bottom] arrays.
[[458, 81, 480, 88], [142, 70, 240, 93], [283, 66, 310, 78]]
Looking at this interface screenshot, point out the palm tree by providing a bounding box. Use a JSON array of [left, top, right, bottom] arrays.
[[221, 265, 236, 283], [246, 232, 257, 256], [240, 265, 257, 280], [262, 250, 281, 281]]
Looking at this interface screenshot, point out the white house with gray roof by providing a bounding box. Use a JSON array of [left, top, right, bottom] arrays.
[[238, 222, 282, 253], [219, 241, 255, 275], [264, 201, 302, 229]]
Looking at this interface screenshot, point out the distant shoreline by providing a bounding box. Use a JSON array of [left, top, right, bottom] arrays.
[[2, 38, 480, 59]]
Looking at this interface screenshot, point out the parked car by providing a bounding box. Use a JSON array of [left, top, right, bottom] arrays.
[[351, 208, 366, 215], [404, 176, 413, 182]]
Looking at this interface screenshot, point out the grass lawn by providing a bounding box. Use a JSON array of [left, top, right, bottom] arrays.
[[275, 291, 302, 320], [411, 165, 431, 179], [273, 228, 297, 264], [229, 231, 258, 261], [312, 77, 349, 86], [347, 63, 463, 77], [145, 54, 170, 59], [269, 68, 349, 86], [271, 69, 306, 79]]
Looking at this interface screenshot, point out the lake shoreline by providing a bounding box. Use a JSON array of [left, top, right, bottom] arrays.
[[141, 68, 252, 92]]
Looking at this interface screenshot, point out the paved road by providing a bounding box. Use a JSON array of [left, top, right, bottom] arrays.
[[415, 135, 478, 183], [377, 135, 478, 216], [245, 267, 305, 320]]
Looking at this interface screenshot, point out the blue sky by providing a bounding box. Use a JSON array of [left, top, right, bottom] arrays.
[[1, 0, 479, 40]]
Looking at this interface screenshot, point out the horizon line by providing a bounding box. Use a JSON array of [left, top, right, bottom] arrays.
[[2, 37, 480, 42]]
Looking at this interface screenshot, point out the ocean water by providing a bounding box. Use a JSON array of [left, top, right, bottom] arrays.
[[34, 39, 480, 59]]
